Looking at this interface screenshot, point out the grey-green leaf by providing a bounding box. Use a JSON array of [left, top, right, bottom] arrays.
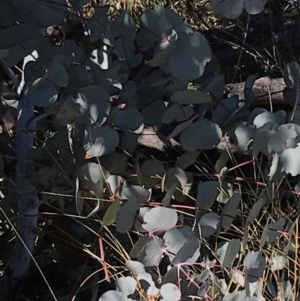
[[168, 31, 212, 81], [83, 126, 119, 157], [114, 107, 144, 133], [196, 181, 218, 210], [180, 119, 222, 151], [171, 90, 212, 105]]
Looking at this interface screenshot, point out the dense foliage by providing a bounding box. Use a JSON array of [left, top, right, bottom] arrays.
[[0, 0, 300, 300]]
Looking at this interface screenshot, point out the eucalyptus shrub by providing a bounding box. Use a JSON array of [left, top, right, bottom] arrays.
[[0, 0, 299, 300]]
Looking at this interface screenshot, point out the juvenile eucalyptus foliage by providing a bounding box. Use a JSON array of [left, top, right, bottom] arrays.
[[0, 0, 298, 300]]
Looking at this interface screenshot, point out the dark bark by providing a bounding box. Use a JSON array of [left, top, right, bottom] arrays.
[[0, 95, 39, 300]]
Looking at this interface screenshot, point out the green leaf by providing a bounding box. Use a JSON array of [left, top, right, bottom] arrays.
[[103, 198, 122, 226]]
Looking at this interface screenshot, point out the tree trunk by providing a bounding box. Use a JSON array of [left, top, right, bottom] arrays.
[[0, 95, 39, 300]]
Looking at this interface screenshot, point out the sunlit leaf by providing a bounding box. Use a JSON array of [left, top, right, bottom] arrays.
[[138, 238, 164, 266], [142, 207, 178, 233], [243, 251, 266, 282], [126, 260, 145, 274], [115, 276, 137, 296], [172, 238, 201, 265], [270, 255, 287, 272], [199, 212, 220, 237], [83, 126, 119, 157], [161, 283, 181, 301], [98, 290, 128, 301]]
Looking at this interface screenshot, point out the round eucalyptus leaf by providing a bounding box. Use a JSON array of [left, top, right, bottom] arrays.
[[75, 85, 111, 125], [0, 23, 42, 50], [234, 122, 255, 152], [171, 90, 212, 105], [26, 77, 58, 107], [99, 290, 128, 301], [244, 0, 267, 15], [6, 37, 42, 67], [141, 159, 165, 188], [161, 104, 193, 124], [76, 162, 109, 185], [83, 126, 119, 157], [171, 239, 201, 265], [163, 226, 192, 259], [142, 99, 167, 126], [161, 283, 181, 301], [119, 81, 137, 101], [212, 96, 239, 126], [168, 31, 211, 81], [120, 185, 151, 204], [280, 144, 300, 176], [267, 123, 300, 153], [196, 181, 219, 210], [0, 1, 19, 26], [101, 152, 128, 174], [125, 260, 145, 274], [137, 272, 160, 295], [199, 212, 220, 237], [163, 167, 187, 190], [149, 30, 178, 70], [243, 251, 266, 282], [141, 6, 183, 37], [115, 276, 137, 296], [46, 59, 68, 88], [112, 10, 136, 42], [114, 107, 144, 133], [180, 119, 222, 151], [116, 199, 139, 233], [138, 239, 164, 267], [20, 0, 68, 27], [142, 207, 178, 233], [253, 110, 286, 130], [211, 0, 244, 19]]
